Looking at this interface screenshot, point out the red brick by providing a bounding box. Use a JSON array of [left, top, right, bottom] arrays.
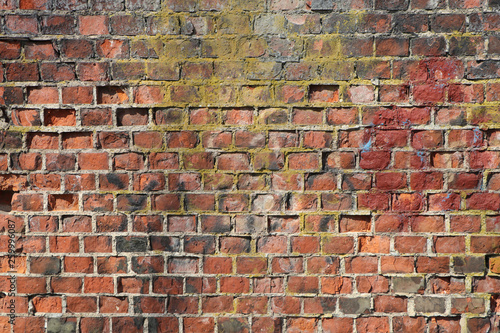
[[412, 130, 443, 149], [339, 215, 371, 233], [0, 86, 23, 104], [51, 277, 82, 293], [79, 16, 109, 35], [202, 296, 233, 313], [375, 37, 409, 56], [61, 39, 93, 58], [449, 84, 484, 103], [450, 215, 481, 233], [307, 256, 339, 274], [392, 193, 424, 212], [379, 85, 409, 103], [166, 216, 195, 233], [45, 109, 76, 126], [322, 193, 353, 211], [254, 277, 284, 293], [326, 107, 358, 125], [236, 257, 267, 274], [151, 194, 180, 211], [309, 85, 339, 103], [416, 257, 449, 273], [12, 109, 42, 126], [471, 236, 500, 253], [347, 85, 375, 103], [42, 15, 76, 34], [97, 39, 129, 59], [375, 296, 407, 313], [19, 0, 49, 9], [305, 173, 337, 190], [357, 317, 389, 333], [0, 40, 21, 59], [5, 15, 38, 34], [359, 236, 390, 253], [11, 194, 43, 211], [97, 86, 129, 104], [83, 194, 113, 212], [289, 152, 319, 170], [28, 132, 58, 149], [62, 132, 93, 149], [134, 132, 162, 149], [99, 296, 128, 313], [64, 174, 95, 191], [30, 174, 60, 191], [64, 257, 93, 274], [342, 173, 372, 190], [432, 152, 464, 169], [411, 36, 447, 56], [345, 256, 378, 274], [25, 42, 57, 60], [185, 277, 215, 294], [218, 153, 250, 170], [470, 151, 500, 169], [63, 215, 92, 232], [167, 131, 198, 148], [433, 236, 465, 253], [220, 276, 250, 294], [32, 296, 62, 313], [184, 318, 214, 333], [112, 62, 146, 80], [287, 318, 318, 332], [358, 192, 390, 211], [363, 106, 431, 127], [17, 277, 45, 294], [189, 108, 217, 125], [381, 256, 414, 273], [467, 192, 500, 210], [375, 172, 406, 190], [287, 193, 317, 211], [410, 215, 445, 232], [62, 87, 93, 104], [271, 296, 301, 314], [77, 62, 109, 81], [27, 87, 58, 104], [78, 152, 108, 170], [67, 296, 97, 313], [374, 214, 408, 232], [393, 317, 426, 332], [81, 108, 112, 126], [410, 172, 443, 190], [133, 86, 165, 104], [323, 318, 354, 333], [360, 151, 391, 170], [6, 63, 39, 81]]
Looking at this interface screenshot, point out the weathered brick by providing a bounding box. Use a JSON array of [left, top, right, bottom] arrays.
[[0, 0, 498, 324]]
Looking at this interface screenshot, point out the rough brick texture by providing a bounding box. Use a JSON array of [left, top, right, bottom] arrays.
[[0, 0, 500, 332]]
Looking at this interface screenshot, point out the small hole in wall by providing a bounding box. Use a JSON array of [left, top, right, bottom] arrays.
[[0, 191, 15, 212]]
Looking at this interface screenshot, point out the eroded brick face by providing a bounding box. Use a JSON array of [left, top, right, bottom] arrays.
[[1, 0, 500, 331]]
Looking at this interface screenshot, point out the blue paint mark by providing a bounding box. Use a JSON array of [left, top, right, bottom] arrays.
[[360, 138, 372, 152], [472, 128, 482, 145], [416, 151, 426, 164]]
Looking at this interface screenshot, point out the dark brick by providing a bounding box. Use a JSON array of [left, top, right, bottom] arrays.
[[116, 236, 148, 252]]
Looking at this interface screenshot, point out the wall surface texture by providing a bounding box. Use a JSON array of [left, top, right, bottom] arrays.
[[1, 0, 500, 331]]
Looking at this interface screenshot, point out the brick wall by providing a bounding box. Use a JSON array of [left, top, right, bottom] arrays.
[[1, 0, 500, 331]]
